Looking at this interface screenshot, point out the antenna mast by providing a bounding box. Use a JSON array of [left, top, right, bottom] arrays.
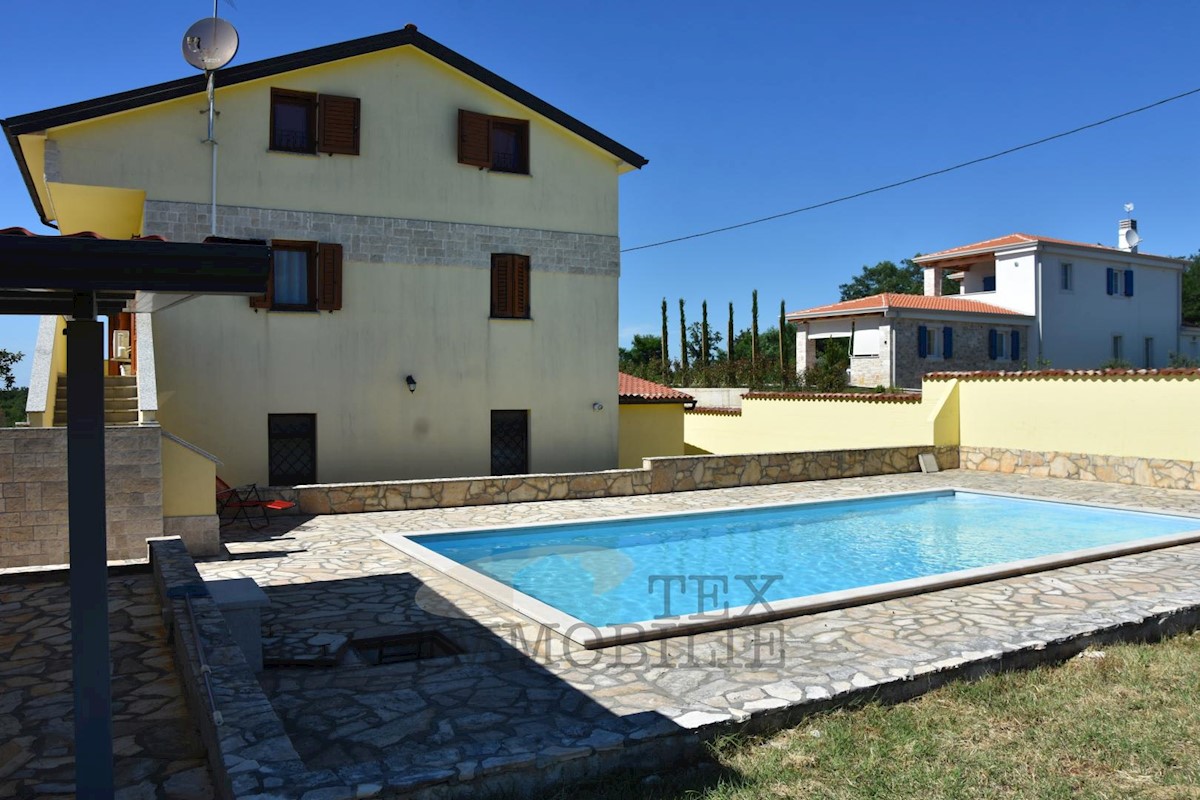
[[182, 9, 239, 236]]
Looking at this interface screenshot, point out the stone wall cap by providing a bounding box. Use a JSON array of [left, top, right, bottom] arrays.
[[924, 368, 1200, 381], [205, 577, 270, 611], [743, 391, 922, 403], [684, 406, 742, 416]]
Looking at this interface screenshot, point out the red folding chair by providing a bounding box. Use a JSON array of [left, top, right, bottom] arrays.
[[216, 477, 296, 529]]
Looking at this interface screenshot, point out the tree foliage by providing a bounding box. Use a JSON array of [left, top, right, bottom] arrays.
[[0, 350, 22, 391], [0, 388, 27, 427], [838, 257, 956, 301], [1183, 252, 1200, 326], [618, 334, 663, 367]]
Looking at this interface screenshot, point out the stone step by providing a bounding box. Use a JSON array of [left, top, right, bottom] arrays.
[[52, 409, 140, 426], [56, 384, 138, 398], [58, 375, 137, 388]]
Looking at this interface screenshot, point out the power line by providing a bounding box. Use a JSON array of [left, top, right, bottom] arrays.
[[621, 85, 1200, 254]]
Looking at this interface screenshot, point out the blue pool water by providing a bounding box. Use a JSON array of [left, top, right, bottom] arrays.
[[415, 491, 1200, 627]]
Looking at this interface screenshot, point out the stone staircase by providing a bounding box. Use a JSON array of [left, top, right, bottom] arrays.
[[53, 375, 139, 426]]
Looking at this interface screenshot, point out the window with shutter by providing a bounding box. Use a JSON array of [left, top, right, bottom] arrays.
[[942, 326, 953, 359], [1123, 269, 1134, 297], [271, 89, 361, 156], [251, 240, 343, 312], [1010, 330, 1021, 362], [917, 325, 928, 359], [318, 95, 361, 155], [1106, 267, 1116, 295], [459, 109, 529, 174], [490, 253, 531, 319], [988, 329, 998, 360]]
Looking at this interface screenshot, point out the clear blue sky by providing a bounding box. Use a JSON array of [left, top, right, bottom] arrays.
[[2, 1, 1198, 385]]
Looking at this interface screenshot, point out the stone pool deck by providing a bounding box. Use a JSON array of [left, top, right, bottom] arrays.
[[0, 571, 213, 800], [191, 470, 1200, 797]]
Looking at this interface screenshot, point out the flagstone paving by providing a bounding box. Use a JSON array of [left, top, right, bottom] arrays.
[[0, 572, 213, 800], [192, 471, 1200, 794]]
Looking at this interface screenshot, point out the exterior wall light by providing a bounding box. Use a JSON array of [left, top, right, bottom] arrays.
[[405, 375, 417, 393], [592, 402, 603, 411]]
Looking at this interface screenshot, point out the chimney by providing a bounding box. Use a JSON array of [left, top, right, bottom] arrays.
[[923, 266, 944, 296], [1118, 218, 1139, 253]]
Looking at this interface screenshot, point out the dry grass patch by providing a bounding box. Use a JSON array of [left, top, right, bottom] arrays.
[[560, 631, 1200, 800]]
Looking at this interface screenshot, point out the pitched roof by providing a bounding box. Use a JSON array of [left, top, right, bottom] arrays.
[[788, 292, 1027, 319], [914, 232, 1179, 264], [3, 25, 646, 166], [618, 373, 694, 403], [3, 24, 647, 226]]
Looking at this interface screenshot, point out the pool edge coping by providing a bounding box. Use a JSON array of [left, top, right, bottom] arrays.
[[378, 486, 1200, 649]]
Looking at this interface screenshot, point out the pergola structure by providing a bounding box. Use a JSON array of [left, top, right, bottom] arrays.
[[0, 229, 270, 800]]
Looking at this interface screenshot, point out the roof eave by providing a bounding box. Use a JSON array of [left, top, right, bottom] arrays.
[[786, 306, 886, 321], [618, 396, 692, 404], [890, 307, 1035, 322], [3, 129, 51, 228]]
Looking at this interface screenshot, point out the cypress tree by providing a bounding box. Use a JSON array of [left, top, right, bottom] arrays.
[[679, 298, 688, 369], [727, 302, 734, 363], [660, 297, 669, 366], [751, 290, 760, 366], [701, 301, 710, 367]]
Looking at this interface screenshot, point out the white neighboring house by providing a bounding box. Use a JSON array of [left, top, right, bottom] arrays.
[[788, 219, 1190, 389]]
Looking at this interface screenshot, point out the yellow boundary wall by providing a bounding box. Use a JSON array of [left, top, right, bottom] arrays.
[[684, 371, 1200, 464]]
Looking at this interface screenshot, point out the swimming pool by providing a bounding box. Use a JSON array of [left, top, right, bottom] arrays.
[[383, 489, 1200, 647]]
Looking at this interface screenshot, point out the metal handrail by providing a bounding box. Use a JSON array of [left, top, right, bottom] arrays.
[[168, 583, 223, 726]]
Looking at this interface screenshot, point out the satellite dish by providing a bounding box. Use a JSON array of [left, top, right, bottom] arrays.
[[1122, 227, 1141, 249], [182, 17, 239, 72]]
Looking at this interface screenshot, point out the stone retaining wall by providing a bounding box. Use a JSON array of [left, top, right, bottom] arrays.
[[279, 445, 959, 515], [150, 538, 314, 800], [960, 446, 1200, 491], [0, 426, 163, 569]]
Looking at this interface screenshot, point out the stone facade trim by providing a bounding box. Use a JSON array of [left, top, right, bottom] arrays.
[[142, 200, 621, 277]]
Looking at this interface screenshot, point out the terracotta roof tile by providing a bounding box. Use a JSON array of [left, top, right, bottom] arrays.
[[916, 232, 1175, 263], [788, 292, 1026, 319], [618, 373, 694, 403]]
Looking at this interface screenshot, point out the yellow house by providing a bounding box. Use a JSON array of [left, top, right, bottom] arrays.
[[3, 25, 646, 490], [617, 373, 693, 468]]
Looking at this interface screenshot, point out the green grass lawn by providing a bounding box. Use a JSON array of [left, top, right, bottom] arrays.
[[559, 631, 1200, 800]]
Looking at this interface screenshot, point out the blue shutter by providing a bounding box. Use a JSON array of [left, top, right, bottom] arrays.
[[1106, 268, 1115, 295], [1124, 269, 1134, 297], [988, 329, 997, 360], [917, 325, 928, 358], [943, 326, 953, 359], [1011, 330, 1021, 362]]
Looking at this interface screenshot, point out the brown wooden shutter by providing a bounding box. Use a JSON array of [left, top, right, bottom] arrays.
[[316, 243, 344, 311], [513, 255, 530, 318], [318, 95, 361, 155], [491, 254, 513, 316], [458, 109, 492, 168], [249, 260, 273, 309]]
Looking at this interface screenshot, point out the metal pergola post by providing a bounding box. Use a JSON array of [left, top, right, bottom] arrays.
[[66, 292, 114, 800], [0, 231, 269, 800]]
